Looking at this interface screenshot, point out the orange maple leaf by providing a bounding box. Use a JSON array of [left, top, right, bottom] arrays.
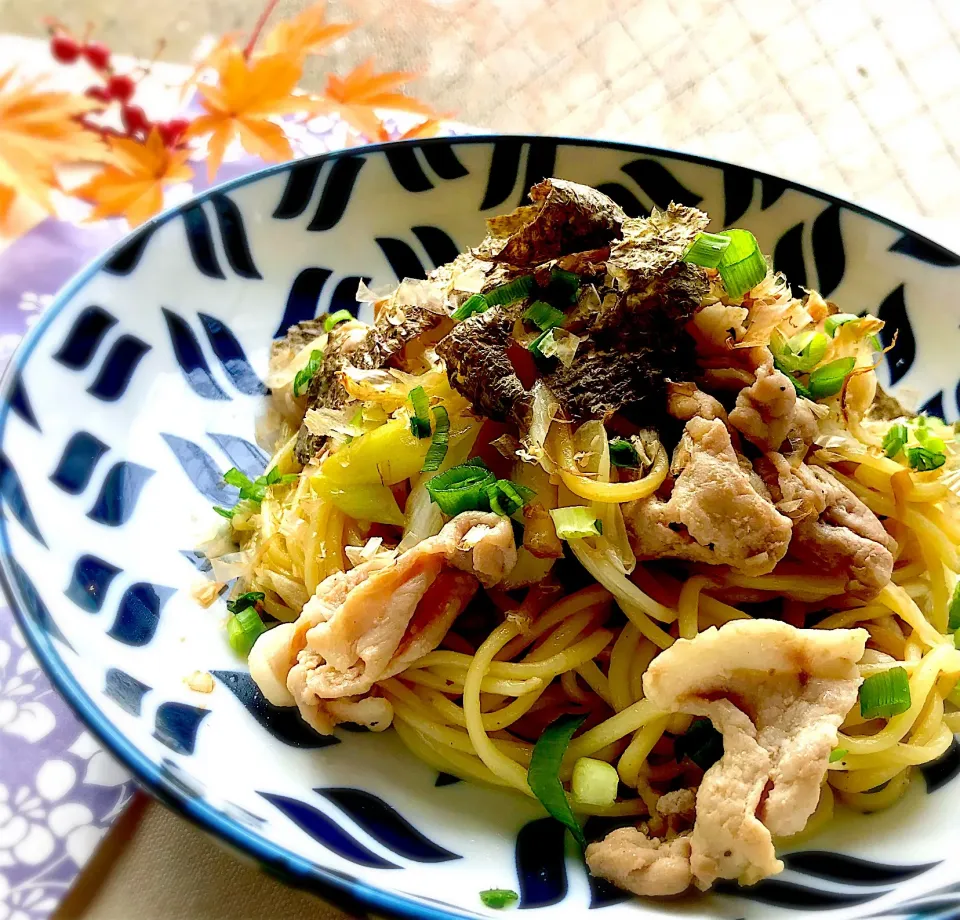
[[261, 1, 355, 60], [322, 60, 439, 141], [185, 48, 320, 179], [72, 129, 193, 227], [0, 69, 107, 221]]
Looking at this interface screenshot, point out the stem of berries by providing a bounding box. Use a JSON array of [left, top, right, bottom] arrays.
[[47, 23, 192, 150]]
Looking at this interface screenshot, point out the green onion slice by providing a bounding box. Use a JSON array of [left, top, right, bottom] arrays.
[[907, 446, 946, 471], [421, 406, 451, 472], [682, 231, 731, 268], [527, 714, 587, 850], [293, 349, 324, 398], [808, 357, 856, 400], [913, 425, 946, 453], [224, 467, 296, 504], [213, 506, 235, 519], [227, 606, 266, 657], [609, 438, 640, 469], [523, 300, 566, 331], [550, 506, 602, 539], [829, 747, 848, 763], [571, 757, 619, 807], [776, 330, 830, 374], [227, 591, 264, 615], [675, 718, 724, 770], [451, 293, 488, 321], [824, 313, 860, 336], [717, 229, 766, 299], [479, 889, 519, 910], [425, 462, 497, 515], [528, 329, 551, 360], [485, 479, 536, 516], [948, 582, 960, 632], [483, 275, 535, 307], [883, 423, 908, 459], [547, 268, 580, 304], [408, 385, 432, 439], [859, 666, 911, 719], [262, 466, 298, 487], [323, 310, 353, 332]]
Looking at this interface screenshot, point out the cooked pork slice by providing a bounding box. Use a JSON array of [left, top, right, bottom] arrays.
[[608, 621, 864, 894], [790, 465, 897, 599], [476, 178, 626, 266], [666, 381, 727, 424], [248, 513, 517, 733], [755, 453, 828, 524], [625, 418, 792, 576], [586, 831, 693, 898]]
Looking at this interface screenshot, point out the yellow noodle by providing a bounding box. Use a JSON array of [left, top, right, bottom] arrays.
[[403, 667, 543, 697], [839, 644, 955, 754], [608, 624, 641, 712], [560, 669, 591, 704], [565, 700, 665, 763], [678, 576, 711, 640], [617, 716, 670, 787], [837, 769, 912, 812], [829, 763, 906, 793], [463, 622, 532, 791], [723, 572, 847, 597], [576, 660, 613, 707], [816, 605, 889, 629]]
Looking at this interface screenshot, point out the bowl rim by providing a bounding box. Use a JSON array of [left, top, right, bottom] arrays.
[[3, 133, 959, 920]]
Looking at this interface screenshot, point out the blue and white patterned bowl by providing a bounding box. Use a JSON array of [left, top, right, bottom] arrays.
[[5, 136, 960, 920]]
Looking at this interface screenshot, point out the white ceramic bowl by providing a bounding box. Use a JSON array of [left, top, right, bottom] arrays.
[[5, 136, 960, 920]]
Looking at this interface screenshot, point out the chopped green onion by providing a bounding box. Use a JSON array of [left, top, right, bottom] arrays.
[[824, 313, 860, 336], [907, 446, 946, 471], [808, 357, 856, 400], [609, 437, 640, 468], [262, 466, 298, 487], [859, 667, 911, 719], [523, 301, 566, 331], [772, 354, 813, 399], [829, 748, 848, 763], [571, 757, 619, 807], [883, 423, 909, 459], [479, 889, 519, 910], [527, 714, 587, 850], [682, 231, 731, 268], [451, 293, 488, 321], [227, 607, 266, 657], [323, 310, 353, 332], [869, 333, 883, 351], [213, 506, 235, 519], [425, 462, 497, 515], [528, 329, 552, 360], [717, 229, 767, 299], [483, 275, 535, 307], [485, 479, 536, 517], [675, 718, 724, 770], [293, 349, 324, 397], [408, 386, 432, 439], [224, 467, 296, 504], [948, 582, 960, 632], [421, 406, 451, 472], [547, 269, 580, 305], [913, 424, 946, 453], [227, 591, 264, 615], [955, 631, 960, 651], [550, 506, 602, 539], [776, 330, 830, 374]]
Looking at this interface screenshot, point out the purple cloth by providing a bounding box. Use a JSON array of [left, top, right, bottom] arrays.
[[0, 120, 465, 919]]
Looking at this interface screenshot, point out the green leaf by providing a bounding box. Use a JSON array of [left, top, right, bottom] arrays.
[[479, 889, 519, 910], [527, 714, 588, 850]]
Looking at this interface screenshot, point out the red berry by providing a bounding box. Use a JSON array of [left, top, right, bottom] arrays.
[[121, 104, 150, 136], [84, 85, 111, 104], [107, 73, 136, 103], [50, 34, 81, 64], [159, 117, 190, 147], [82, 41, 111, 70]]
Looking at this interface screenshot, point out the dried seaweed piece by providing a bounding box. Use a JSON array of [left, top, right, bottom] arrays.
[[606, 203, 710, 290], [435, 306, 530, 426], [475, 179, 626, 267]]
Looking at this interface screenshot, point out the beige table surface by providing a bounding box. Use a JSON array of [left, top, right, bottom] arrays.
[[5, 0, 960, 916]]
